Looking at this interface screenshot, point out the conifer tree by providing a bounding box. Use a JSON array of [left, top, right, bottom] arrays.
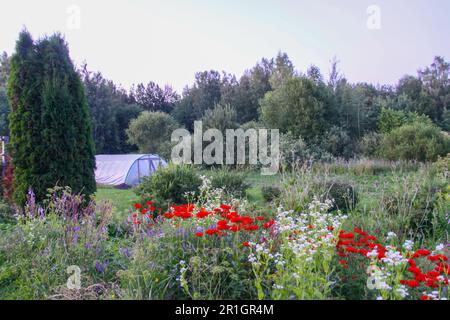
[[7, 30, 96, 205]]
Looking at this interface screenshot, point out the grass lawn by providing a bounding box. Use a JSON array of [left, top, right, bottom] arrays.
[[95, 186, 139, 221]]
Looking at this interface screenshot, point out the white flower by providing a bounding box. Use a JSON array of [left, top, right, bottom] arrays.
[[381, 249, 408, 266], [367, 249, 379, 258], [386, 232, 397, 240], [396, 285, 409, 298], [273, 284, 284, 290], [435, 243, 445, 252], [402, 240, 414, 251]]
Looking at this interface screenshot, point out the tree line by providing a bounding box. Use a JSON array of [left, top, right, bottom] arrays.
[[1, 35, 449, 162]]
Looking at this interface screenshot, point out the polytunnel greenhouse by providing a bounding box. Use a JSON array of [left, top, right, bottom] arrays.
[[95, 154, 167, 187]]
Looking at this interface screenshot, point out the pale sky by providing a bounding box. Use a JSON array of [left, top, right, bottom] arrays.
[[1, 0, 449, 92]]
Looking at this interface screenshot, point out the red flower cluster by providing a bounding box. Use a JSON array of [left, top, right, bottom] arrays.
[[336, 228, 449, 293], [401, 251, 449, 289], [162, 203, 274, 239], [336, 229, 385, 261], [132, 201, 157, 225]]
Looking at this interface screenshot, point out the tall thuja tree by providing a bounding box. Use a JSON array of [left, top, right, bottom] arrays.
[[0, 52, 10, 135], [8, 31, 96, 205]]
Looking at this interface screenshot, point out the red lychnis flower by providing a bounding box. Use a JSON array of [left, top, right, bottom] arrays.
[[206, 229, 217, 236]]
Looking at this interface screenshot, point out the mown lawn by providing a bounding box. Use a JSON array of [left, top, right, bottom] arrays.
[[95, 186, 139, 220]]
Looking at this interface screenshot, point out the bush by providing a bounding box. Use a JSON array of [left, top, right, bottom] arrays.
[[279, 132, 332, 169], [358, 132, 383, 158], [126, 111, 180, 160], [209, 169, 249, 197], [378, 107, 432, 134], [202, 103, 238, 133], [378, 175, 445, 238], [432, 153, 450, 179], [324, 126, 354, 159], [380, 121, 450, 162], [261, 185, 281, 202], [0, 199, 13, 223], [322, 180, 358, 211], [135, 164, 202, 209]]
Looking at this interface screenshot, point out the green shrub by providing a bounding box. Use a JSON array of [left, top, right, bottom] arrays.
[[380, 121, 450, 162], [358, 132, 383, 158], [378, 107, 432, 134], [279, 132, 332, 169], [322, 180, 358, 211], [209, 169, 249, 197], [202, 103, 238, 133], [261, 185, 281, 202], [432, 153, 450, 180], [126, 111, 180, 160], [378, 178, 444, 238], [0, 199, 13, 223], [324, 126, 354, 159], [135, 164, 202, 209]]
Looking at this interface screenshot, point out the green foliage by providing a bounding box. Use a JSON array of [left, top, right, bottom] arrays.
[[172, 70, 223, 131], [0, 52, 10, 136], [358, 132, 383, 158], [126, 111, 180, 160], [81, 66, 142, 154], [332, 81, 380, 139], [321, 180, 358, 211], [261, 76, 326, 142], [209, 169, 249, 197], [432, 153, 450, 180], [225, 59, 272, 123], [0, 87, 9, 136], [0, 199, 13, 224], [377, 174, 447, 238], [130, 82, 179, 113], [441, 108, 450, 131], [113, 103, 143, 153], [134, 164, 202, 208], [261, 185, 281, 202], [202, 103, 238, 132], [323, 126, 354, 159], [279, 132, 333, 169], [7, 31, 96, 205], [0, 190, 120, 299], [380, 121, 450, 162], [417, 56, 450, 124], [378, 107, 432, 134], [120, 225, 255, 299]]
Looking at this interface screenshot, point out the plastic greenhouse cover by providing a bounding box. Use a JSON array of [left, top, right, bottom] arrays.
[[95, 154, 167, 186]]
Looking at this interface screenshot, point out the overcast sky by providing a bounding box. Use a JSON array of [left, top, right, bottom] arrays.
[[1, 0, 449, 92]]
